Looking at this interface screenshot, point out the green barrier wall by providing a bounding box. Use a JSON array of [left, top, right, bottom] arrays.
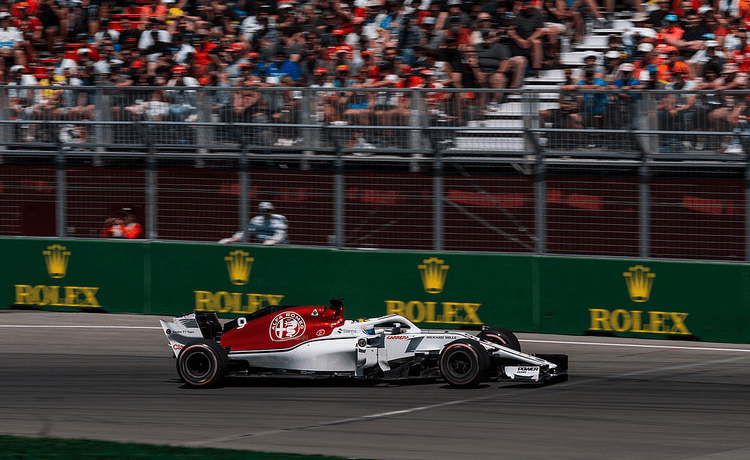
[[4, 238, 749, 343]]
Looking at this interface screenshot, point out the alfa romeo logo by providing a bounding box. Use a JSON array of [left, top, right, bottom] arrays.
[[269, 311, 306, 341]]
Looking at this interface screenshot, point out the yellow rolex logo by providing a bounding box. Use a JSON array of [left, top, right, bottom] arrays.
[[419, 257, 449, 294], [623, 265, 655, 303], [43, 244, 70, 279], [225, 250, 254, 285]]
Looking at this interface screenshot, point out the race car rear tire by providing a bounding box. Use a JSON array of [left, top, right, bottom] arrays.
[[439, 339, 490, 388], [478, 327, 521, 352], [176, 339, 228, 388]]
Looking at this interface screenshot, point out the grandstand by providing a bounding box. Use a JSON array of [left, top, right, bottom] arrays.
[[1, 1, 750, 262]]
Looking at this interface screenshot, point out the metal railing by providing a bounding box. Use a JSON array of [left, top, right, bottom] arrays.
[[1, 85, 748, 262]]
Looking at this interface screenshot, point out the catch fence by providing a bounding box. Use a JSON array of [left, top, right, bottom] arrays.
[[0, 85, 748, 262]]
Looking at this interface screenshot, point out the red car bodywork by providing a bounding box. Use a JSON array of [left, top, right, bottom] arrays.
[[219, 305, 346, 352]]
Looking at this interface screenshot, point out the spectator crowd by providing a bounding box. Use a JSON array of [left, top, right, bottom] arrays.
[[2, 0, 750, 152]]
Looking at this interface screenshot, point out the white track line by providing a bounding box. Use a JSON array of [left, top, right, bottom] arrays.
[[522, 338, 750, 353]]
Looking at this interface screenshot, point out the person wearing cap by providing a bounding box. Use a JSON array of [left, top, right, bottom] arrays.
[[612, 62, 643, 132], [7, 64, 39, 141], [631, 42, 657, 86], [689, 38, 726, 78], [580, 51, 605, 80], [93, 18, 120, 48], [710, 63, 749, 137], [436, 0, 471, 35], [657, 64, 696, 151], [542, 67, 585, 148], [664, 11, 711, 55], [222, 43, 250, 81], [0, 11, 26, 69], [648, 0, 673, 29], [421, 15, 445, 51], [575, 66, 610, 143], [219, 202, 288, 245], [603, 50, 623, 84], [655, 46, 687, 87], [165, 64, 199, 122], [691, 61, 726, 149]]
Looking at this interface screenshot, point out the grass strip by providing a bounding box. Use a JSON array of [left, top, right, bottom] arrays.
[[0, 435, 365, 460]]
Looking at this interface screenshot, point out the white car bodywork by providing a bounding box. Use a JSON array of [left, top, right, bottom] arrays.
[[160, 312, 565, 384]]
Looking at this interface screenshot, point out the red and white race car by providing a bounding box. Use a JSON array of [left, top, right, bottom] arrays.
[[159, 299, 567, 388]]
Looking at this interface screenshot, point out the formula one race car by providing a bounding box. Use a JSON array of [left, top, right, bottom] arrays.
[[159, 299, 567, 388]]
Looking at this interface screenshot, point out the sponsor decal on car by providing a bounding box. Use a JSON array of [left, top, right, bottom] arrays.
[[505, 365, 540, 381], [269, 311, 306, 341]]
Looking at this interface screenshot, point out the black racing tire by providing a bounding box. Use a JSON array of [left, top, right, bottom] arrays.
[[478, 327, 521, 352], [439, 339, 490, 388], [176, 339, 228, 388]]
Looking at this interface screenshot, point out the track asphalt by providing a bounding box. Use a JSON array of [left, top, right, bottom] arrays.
[[2, 309, 750, 460]]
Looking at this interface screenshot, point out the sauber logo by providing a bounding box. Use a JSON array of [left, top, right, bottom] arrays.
[[269, 311, 306, 341]]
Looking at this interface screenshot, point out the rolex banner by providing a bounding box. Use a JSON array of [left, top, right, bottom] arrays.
[[3, 238, 749, 344]]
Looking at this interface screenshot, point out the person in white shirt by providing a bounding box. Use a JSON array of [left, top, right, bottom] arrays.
[[0, 12, 26, 68]]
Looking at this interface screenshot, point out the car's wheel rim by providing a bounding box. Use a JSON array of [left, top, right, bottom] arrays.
[[185, 351, 212, 379], [447, 351, 473, 377]]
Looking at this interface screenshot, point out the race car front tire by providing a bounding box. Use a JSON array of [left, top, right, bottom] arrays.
[[478, 327, 521, 352], [176, 339, 228, 388], [439, 339, 490, 388]]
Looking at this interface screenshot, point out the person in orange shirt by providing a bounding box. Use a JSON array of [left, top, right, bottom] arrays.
[[656, 45, 688, 87]]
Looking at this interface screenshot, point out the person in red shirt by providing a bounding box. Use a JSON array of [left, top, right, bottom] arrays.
[[100, 207, 143, 239], [12, 7, 43, 62]]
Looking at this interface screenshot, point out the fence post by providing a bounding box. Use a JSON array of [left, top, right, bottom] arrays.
[[409, 89, 423, 172], [0, 87, 11, 157], [301, 88, 315, 171], [197, 88, 211, 157], [146, 154, 157, 240], [239, 144, 249, 243], [639, 156, 650, 258], [334, 148, 344, 248], [433, 148, 443, 251], [535, 145, 546, 254], [56, 148, 66, 237]]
